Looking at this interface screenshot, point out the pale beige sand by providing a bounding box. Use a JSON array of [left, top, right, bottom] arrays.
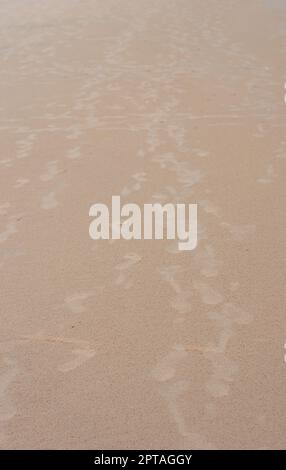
[[1, 0, 286, 450]]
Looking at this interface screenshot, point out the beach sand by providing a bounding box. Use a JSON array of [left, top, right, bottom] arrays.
[[0, 0, 286, 449]]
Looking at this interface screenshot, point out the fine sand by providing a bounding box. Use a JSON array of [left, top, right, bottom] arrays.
[[1, 0, 286, 450]]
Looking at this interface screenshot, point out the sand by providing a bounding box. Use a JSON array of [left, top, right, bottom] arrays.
[[0, 0, 286, 450]]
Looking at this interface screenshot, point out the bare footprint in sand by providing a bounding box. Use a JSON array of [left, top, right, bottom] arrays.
[[67, 146, 81, 159], [193, 148, 210, 158], [0, 203, 10, 216], [208, 302, 253, 326], [121, 172, 147, 197], [17, 333, 96, 374], [158, 265, 183, 295], [65, 292, 94, 314], [161, 379, 216, 449], [114, 253, 141, 288], [200, 199, 220, 217], [41, 191, 58, 210], [152, 345, 188, 383], [0, 249, 25, 269], [16, 133, 36, 159], [221, 222, 256, 242], [14, 177, 29, 189], [58, 349, 95, 373], [40, 161, 60, 181], [258, 164, 275, 184], [194, 281, 224, 305], [0, 158, 13, 168], [0, 356, 18, 422], [195, 244, 219, 278], [206, 353, 238, 398], [171, 293, 192, 314], [0, 221, 18, 243]]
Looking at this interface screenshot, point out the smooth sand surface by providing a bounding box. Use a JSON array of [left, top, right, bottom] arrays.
[[1, 0, 286, 449]]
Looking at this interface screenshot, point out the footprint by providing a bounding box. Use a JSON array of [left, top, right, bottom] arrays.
[[152, 345, 188, 382], [41, 191, 58, 210], [200, 199, 220, 217], [171, 292, 192, 314], [121, 172, 147, 197], [208, 302, 253, 326], [0, 221, 17, 243], [14, 178, 29, 188], [153, 153, 178, 169], [258, 164, 275, 184], [206, 353, 238, 398], [16, 133, 36, 159], [221, 222, 256, 242], [193, 148, 210, 158], [67, 146, 81, 159], [0, 249, 25, 269], [19, 333, 90, 348], [58, 349, 95, 373], [177, 167, 203, 191], [194, 282, 224, 305], [158, 265, 182, 294], [65, 292, 93, 314], [161, 379, 216, 449], [114, 253, 141, 288], [196, 244, 219, 278], [137, 149, 145, 158], [0, 159, 12, 168], [0, 203, 10, 216], [0, 356, 18, 422], [66, 127, 83, 140], [17, 333, 96, 374], [40, 161, 60, 181]]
